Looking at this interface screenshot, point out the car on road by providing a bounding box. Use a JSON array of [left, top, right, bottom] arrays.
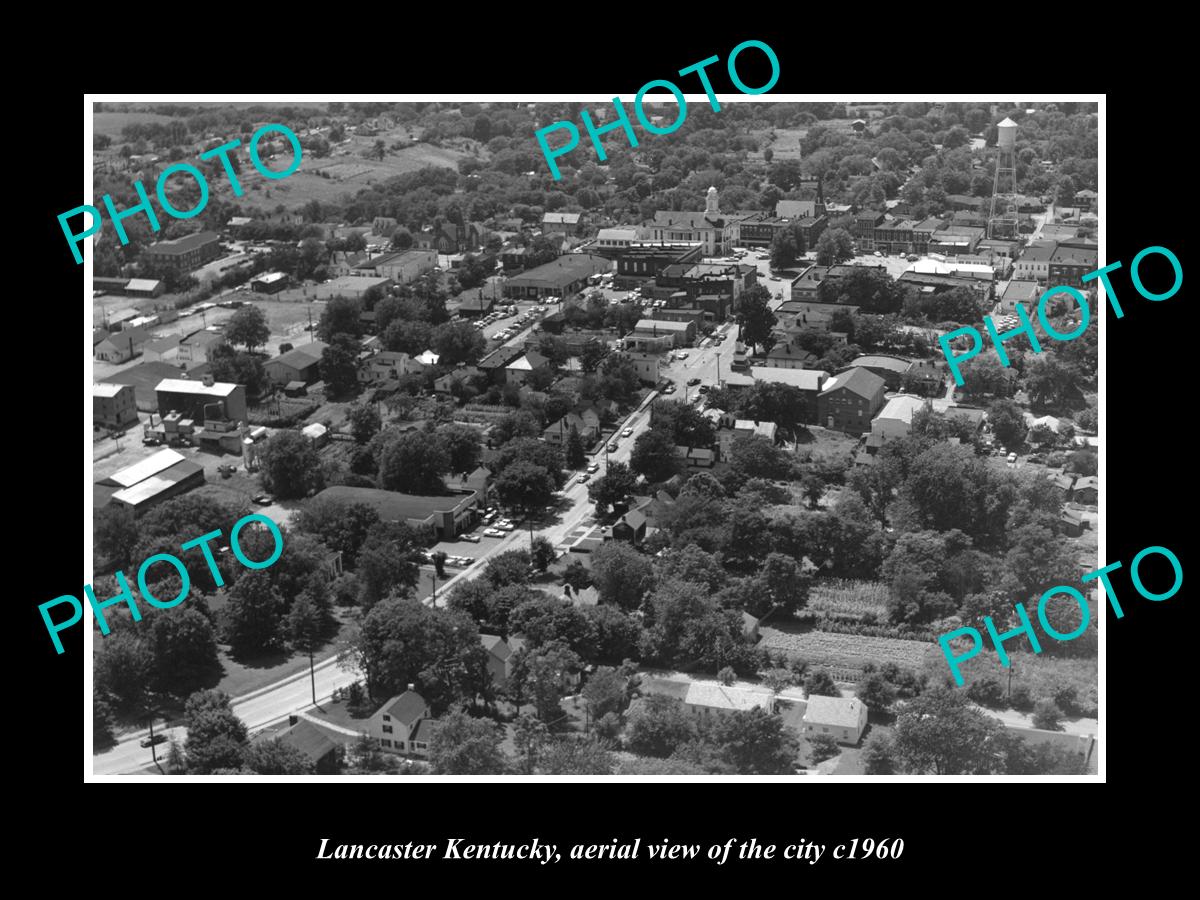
[[698, 385, 709, 394], [622, 427, 634, 437], [662, 383, 676, 394], [577, 473, 590, 484], [140, 734, 168, 749], [687, 377, 701, 386], [483, 527, 506, 538], [1006, 452, 1018, 464], [587, 463, 599, 473], [142, 437, 162, 446], [907, 254, 920, 262], [608, 440, 619, 452], [677, 351, 689, 359], [252, 494, 273, 505], [460, 533, 481, 543]]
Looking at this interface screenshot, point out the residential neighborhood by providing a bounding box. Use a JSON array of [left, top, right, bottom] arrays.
[[90, 99, 1099, 778]]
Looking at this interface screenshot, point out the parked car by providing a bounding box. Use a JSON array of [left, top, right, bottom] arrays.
[[587, 463, 599, 473], [483, 528, 506, 538], [621, 427, 634, 437], [577, 473, 590, 484], [252, 494, 273, 505], [608, 441, 619, 452], [698, 385, 709, 394], [497, 520, 515, 531], [460, 533, 481, 543], [140, 734, 168, 749], [1006, 452, 1018, 464], [687, 377, 701, 386]]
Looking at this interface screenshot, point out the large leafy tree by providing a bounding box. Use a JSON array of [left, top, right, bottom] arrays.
[[356, 521, 423, 609], [320, 333, 361, 397], [438, 424, 483, 475], [892, 689, 1007, 774], [630, 427, 679, 483], [564, 425, 586, 469], [148, 609, 220, 695], [737, 284, 778, 353], [316, 296, 363, 342], [427, 709, 508, 774], [295, 497, 380, 568], [347, 403, 382, 445], [224, 305, 270, 351], [589, 540, 653, 611], [378, 430, 450, 494], [814, 227, 855, 265], [625, 694, 696, 757], [183, 690, 249, 774], [494, 460, 556, 515], [514, 640, 583, 725], [587, 461, 637, 513], [208, 345, 267, 395], [987, 399, 1028, 449], [348, 597, 486, 712], [259, 430, 323, 499], [224, 570, 289, 657], [243, 738, 317, 774]]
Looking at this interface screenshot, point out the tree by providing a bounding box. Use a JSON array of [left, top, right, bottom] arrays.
[[484, 549, 533, 589], [804, 670, 840, 698], [737, 285, 778, 353], [224, 571, 288, 657], [705, 707, 799, 774], [243, 738, 317, 774], [356, 521, 423, 609], [295, 497, 379, 568], [856, 672, 897, 716], [581, 665, 634, 721], [800, 473, 825, 509], [625, 694, 696, 757], [378, 430, 450, 494], [815, 227, 855, 265], [317, 296, 363, 342], [564, 425, 586, 469], [579, 339, 608, 374], [348, 403, 382, 445], [208, 347, 267, 396], [1032, 699, 1064, 731], [348, 597, 485, 711], [630, 428, 679, 483], [260, 429, 323, 499], [590, 541, 653, 611], [516, 640, 582, 725], [431, 321, 486, 366], [892, 689, 1007, 774], [530, 537, 556, 573], [537, 737, 615, 774], [321, 333, 360, 397], [95, 504, 139, 568], [808, 732, 841, 764], [224, 305, 270, 351], [427, 709, 508, 774], [862, 732, 896, 774], [769, 228, 799, 271], [730, 434, 790, 480], [287, 589, 329, 706], [494, 460, 556, 515], [587, 461, 637, 513], [438, 424, 483, 475], [148, 610, 219, 696], [94, 630, 155, 716], [183, 690, 249, 774], [988, 399, 1028, 449]]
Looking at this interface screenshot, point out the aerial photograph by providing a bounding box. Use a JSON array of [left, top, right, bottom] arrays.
[[87, 98, 1100, 777]]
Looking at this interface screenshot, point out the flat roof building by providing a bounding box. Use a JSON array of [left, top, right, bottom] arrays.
[[155, 378, 247, 423]]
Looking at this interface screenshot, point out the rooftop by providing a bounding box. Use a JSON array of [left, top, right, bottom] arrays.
[[820, 367, 886, 399], [378, 690, 427, 725], [803, 694, 866, 729], [93, 382, 129, 399], [875, 394, 927, 424], [271, 342, 329, 370], [851, 355, 912, 374], [144, 231, 220, 256], [101, 447, 186, 487], [684, 682, 774, 712], [748, 367, 829, 391], [155, 378, 241, 398]]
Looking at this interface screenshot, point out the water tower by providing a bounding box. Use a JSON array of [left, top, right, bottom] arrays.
[[988, 117, 1019, 240]]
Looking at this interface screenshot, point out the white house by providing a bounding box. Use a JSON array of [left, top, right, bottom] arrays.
[[366, 688, 433, 756], [802, 695, 868, 745], [682, 683, 774, 720]]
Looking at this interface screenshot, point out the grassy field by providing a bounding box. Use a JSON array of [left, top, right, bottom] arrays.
[[808, 579, 890, 622], [759, 624, 934, 674], [94, 111, 177, 138], [931, 651, 1098, 717]]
